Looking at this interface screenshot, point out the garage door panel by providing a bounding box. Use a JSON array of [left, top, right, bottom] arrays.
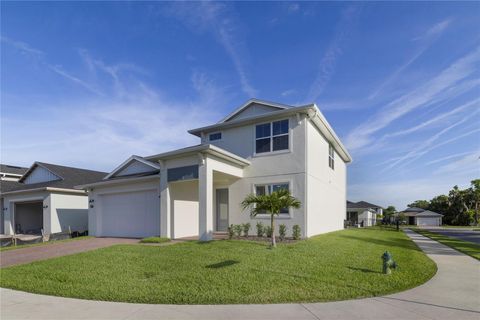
[[99, 189, 160, 238]]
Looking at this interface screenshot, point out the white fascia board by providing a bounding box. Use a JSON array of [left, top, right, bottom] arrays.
[[219, 98, 292, 123], [145, 144, 250, 167], [188, 105, 313, 137], [308, 105, 352, 163], [76, 174, 160, 190], [103, 155, 160, 180], [1, 187, 85, 196]]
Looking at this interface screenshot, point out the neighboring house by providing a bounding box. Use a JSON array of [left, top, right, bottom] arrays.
[[0, 164, 29, 233], [78, 99, 352, 240], [1, 162, 106, 236], [346, 201, 383, 227], [396, 207, 443, 226], [0, 164, 28, 181]]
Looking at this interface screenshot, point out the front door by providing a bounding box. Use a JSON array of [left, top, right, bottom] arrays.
[[216, 189, 229, 232]]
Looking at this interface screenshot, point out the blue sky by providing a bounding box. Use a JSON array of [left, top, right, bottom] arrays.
[[1, 2, 479, 209]]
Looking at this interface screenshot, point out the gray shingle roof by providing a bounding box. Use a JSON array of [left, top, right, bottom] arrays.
[[0, 164, 28, 175], [347, 201, 383, 209], [1, 162, 107, 195]]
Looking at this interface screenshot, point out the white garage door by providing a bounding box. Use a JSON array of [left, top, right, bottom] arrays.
[[99, 189, 160, 238], [417, 217, 440, 227]]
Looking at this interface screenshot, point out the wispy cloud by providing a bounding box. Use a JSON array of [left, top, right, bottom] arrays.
[[0, 36, 44, 57], [381, 111, 479, 172], [165, 2, 257, 97], [384, 97, 480, 139], [2, 36, 104, 96], [426, 151, 477, 166], [1, 50, 227, 171], [435, 152, 480, 174], [345, 46, 480, 151], [369, 19, 452, 100], [306, 5, 361, 102]]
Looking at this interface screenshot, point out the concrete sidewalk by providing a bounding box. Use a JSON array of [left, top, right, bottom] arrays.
[[1, 229, 479, 320]]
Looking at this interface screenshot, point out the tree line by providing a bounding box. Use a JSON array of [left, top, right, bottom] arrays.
[[385, 179, 480, 226]]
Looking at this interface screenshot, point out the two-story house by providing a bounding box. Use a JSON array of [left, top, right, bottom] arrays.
[[78, 99, 352, 240]]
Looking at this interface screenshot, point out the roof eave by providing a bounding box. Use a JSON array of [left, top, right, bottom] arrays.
[[145, 144, 250, 167], [76, 174, 161, 190], [188, 105, 313, 137], [1, 187, 86, 196]]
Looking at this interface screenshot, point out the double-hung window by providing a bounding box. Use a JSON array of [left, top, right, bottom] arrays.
[[254, 182, 290, 214], [255, 119, 289, 154], [329, 144, 335, 170]]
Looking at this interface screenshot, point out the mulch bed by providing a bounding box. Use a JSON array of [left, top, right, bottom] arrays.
[[226, 235, 299, 243]]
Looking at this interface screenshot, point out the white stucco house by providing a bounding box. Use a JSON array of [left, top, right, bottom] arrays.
[[78, 99, 352, 240], [397, 207, 443, 226], [346, 201, 384, 227], [1, 162, 106, 236]]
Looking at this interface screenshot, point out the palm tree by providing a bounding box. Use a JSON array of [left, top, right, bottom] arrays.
[[241, 189, 301, 248]]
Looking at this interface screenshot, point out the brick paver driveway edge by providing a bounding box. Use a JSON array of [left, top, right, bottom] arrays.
[[0, 237, 139, 268]]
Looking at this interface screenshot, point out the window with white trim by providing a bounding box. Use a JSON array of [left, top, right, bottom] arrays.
[[209, 132, 222, 141], [254, 182, 290, 214], [328, 144, 335, 170], [255, 119, 289, 154]]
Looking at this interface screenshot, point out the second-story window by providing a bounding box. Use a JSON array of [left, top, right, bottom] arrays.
[[209, 132, 222, 141], [329, 144, 335, 170], [255, 119, 289, 154]]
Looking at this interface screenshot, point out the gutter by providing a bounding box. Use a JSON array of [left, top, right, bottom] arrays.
[[76, 174, 161, 190], [1, 187, 86, 196]]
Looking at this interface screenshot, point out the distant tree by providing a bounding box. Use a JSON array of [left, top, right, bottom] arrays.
[[407, 200, 430, 209], [470, 179, 480, 225], [383, 206, 396, 217], [428, 195, 449, 214]]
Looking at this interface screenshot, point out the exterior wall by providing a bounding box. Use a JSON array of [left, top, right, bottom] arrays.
[[2, 192, 48, 235], [358, 210, 376, 227], [87, 178, 160, 237], [23, 167, 60, 184], [306, 120, 347, 237], [116, 160, 156, 177], [202, 115, 309, 237], [2, 191, 89, 235], [50, 193, 88, 233], [170, 180, 199, 238]]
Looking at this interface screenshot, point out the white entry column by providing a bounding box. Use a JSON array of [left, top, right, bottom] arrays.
[[198, 154, 213, 241], [159, 161, 171, 238]]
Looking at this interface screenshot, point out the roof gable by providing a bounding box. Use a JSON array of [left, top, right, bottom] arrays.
[[20, 163, 62, 184], [104, 156, 160, 180], [219, 99, 291, 123]]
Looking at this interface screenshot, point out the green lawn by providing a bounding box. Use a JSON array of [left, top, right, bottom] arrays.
[[412, 229, 480, 260], [0, 236, 93, 252], [139, 236, 171, 244], [0, 228, 436, 304]]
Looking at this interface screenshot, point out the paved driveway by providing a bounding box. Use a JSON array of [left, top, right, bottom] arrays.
[[0, 237, 138, 268], [1, 229, 479, 320], [425, 228, 480, 245]]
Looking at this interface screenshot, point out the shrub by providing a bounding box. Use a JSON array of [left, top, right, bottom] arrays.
[[256, 222, 264, 237], [233, 224, 243, 237], [242, 223, 251, 237], [265, 226, 273, 238], [227, 225, 234, 239], [279, 224, 287, 241], [292, 225, 301, 240], [140, 237, 170, 244]]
